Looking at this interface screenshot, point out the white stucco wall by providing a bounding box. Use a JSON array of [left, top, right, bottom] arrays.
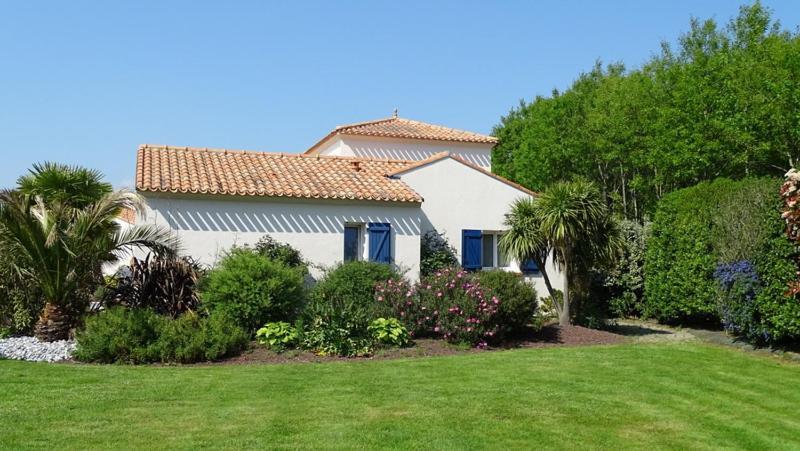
[[139, 194, 423, 281], [398, 157, 565, 296], [314, 135, 494, 170]]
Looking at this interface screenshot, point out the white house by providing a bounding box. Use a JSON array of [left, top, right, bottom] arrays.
[[133, 114, 564, 294]]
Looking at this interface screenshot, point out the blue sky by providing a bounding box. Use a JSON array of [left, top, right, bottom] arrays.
[[1, 1, 798, 188]]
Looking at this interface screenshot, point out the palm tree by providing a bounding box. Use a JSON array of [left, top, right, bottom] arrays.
[[17, 162, 113, 209], [500, 180, 622, 326], [0, 189, 178, 341]]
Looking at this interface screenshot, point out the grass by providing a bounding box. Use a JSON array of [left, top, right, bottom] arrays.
[[2, 342, 799, 450]]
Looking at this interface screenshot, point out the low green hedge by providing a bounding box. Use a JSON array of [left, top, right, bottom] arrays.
[[74, 307, 248, 364]]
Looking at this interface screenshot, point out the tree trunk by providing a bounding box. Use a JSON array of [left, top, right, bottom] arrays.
[[559, 252, 571, 327], [34, 302, 71, 342]]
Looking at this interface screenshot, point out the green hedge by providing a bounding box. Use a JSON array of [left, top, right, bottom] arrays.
[[644, 177, 800, 344], [74, 307, 248, 364]]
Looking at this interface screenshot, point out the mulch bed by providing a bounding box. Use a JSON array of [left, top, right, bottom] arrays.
[[213, 324, 626, 366]]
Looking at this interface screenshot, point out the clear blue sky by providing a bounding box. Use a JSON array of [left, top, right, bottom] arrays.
[[1, 1, 798, 188]]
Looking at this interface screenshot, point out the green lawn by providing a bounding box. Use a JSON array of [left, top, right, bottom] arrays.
[[2, 343, 799, 450]]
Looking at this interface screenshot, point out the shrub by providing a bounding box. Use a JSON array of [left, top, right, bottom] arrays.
[[73, 307, 162, 363], [256, 321, 298, 352], [254, 235, 306, 270], [420, 231, 458, 277], [0, 253, 42, 335], [368, 317, 409, 347], [311, 261, 397, 311], [595, 219, 648, 318], [644, 178, 780, 324], [477, 270, 537, 335], [301, 316, 373, 357], [105, 253, 203, 318], [645, 176, 800, 345], [74, 307, 247, 364], [378, 267, 501, 346], [202, 248, 305, 332], [302, 262, 398, 356], [713, 261, 769, 343], [156, 312, 248, 363]]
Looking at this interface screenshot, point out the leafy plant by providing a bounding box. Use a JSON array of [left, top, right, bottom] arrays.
[[74, 307, 248, 364], [256, 321, 299, 352], [202, 248, 306, 333], [477, 270, 537, 335], [500, 180, 622, 326], [254, 235, 306, 271], [420, 231, 458, 276], [106, 253, 204, 318], [492, 3, 800, 220], [0, 166, 178, 341], [368, 317, 409, 347], [301, 315, 373, 357]]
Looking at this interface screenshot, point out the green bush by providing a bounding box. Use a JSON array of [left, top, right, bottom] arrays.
[[0, 255, 42, 335], [302, 261, 398, 356], [595, 219, 648, 318], [368, 317, 409, 347], [420, 231, 458, 277], [74, 307, 248, 364], [256, 321, 299, 352], [254, 235, 306, 271], [301, 315, 373, 357], [644, 179, 746, 324], [477, 270, 537, 335], [202, 248, 306, 333], [645, 177, 800, 344], [74, 307, 163, 363]]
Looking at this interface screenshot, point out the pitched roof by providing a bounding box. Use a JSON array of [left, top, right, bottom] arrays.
[[136, 145, 423, 203], [305, 116, 498, 154], [388, 152, 538, 197]]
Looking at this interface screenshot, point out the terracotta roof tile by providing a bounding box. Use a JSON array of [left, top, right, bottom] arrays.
[[136, 145, 423, 203], [305, 116, 498, 154]]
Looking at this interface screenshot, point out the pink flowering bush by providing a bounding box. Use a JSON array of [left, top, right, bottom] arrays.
[[375, 267, 502, 346]]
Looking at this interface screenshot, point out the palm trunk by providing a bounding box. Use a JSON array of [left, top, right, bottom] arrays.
[[559, 252, 571, 327], [34, 302, 71, 342]]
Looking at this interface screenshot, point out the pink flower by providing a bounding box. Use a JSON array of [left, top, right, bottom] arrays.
[[377, 296, 383, 301]]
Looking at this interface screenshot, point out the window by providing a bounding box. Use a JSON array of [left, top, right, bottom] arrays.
[[482, 234, 494, 267], [462, 230, 509, 270], [343, 225, 361, 262]]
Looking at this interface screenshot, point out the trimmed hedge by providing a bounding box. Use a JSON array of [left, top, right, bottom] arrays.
[[644, 177, 800, 344]]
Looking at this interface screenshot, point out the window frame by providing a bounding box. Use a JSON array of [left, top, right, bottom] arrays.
[[343, 223, 364, 262], [480, 232, 510, 270]]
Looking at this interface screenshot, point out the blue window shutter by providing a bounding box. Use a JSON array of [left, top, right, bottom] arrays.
[[462, 230, 482, 270], [520, 258, 539, 273], [368, 223, 391, 263]]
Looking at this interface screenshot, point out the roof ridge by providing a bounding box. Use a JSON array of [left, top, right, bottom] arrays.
[[138, 144, 415, 164], [333, 116, 397, 131]]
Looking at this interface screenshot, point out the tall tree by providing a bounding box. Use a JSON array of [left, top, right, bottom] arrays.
[[493, 2, 800, 219], [501, 180, 621, 326]]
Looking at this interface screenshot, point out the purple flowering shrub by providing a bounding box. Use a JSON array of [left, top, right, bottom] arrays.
[[375, 267, 502, 347], [713, 260, 770, 344]]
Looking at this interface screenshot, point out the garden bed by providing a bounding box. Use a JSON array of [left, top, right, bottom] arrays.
[[214, 324, 626, 365]]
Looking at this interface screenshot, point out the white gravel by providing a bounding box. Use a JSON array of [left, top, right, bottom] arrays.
[[0, 336, 76, 362]]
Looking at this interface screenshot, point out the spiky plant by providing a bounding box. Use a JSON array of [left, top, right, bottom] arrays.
[[500, 180, 622, 326], [0, 188, 178, 341]]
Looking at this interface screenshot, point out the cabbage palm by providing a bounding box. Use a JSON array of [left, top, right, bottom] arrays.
[[0, 189, 178, 341], [501, 180, 622, 326], [17, 162, 113, 209]]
